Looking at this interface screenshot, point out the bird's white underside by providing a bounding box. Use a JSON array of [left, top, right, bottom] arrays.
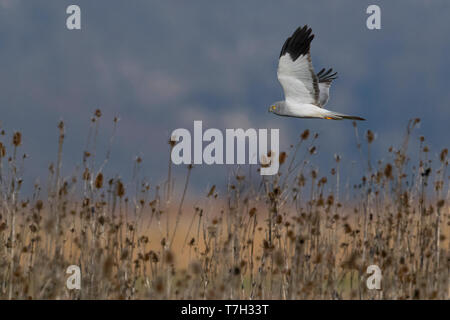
[[272, 26, 364, 121], [277, 53, 337, 118]]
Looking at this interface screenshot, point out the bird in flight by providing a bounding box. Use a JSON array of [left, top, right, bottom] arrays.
[[269, 25, 365, 120]]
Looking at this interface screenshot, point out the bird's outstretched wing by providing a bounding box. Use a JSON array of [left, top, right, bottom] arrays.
[[277, 25, 319, 105], [316, 68, 338, 107]]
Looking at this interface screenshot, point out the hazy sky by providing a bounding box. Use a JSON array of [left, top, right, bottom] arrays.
[[1, 1, 449, 195]]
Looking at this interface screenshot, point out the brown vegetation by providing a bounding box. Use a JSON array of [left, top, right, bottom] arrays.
[[0, 112, 448, 299]]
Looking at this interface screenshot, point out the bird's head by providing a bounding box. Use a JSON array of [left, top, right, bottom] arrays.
[[268, 102, 284, 115]]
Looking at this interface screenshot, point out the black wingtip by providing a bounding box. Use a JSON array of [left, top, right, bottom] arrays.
[[317, 68, 338, 83], [279, 25, 315, 61], [344, 116, 366, 121]]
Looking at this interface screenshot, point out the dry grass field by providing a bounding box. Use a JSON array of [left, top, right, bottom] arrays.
[[0, 112, 448, 299]]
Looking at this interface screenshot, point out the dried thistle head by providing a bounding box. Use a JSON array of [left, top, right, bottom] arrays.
[[301, 129, 310, 140], [164, 250, 175, 264], [0, 142, 5, 158], [279, 151, 287, 165], [439, 148, 448, 163], [35, 200, 43, 211], [13, 131, 22, 147], [327, 195, 334, 206], [116, 180, 125, 197], [366, 130, 374, 144], [384, 163, 393, 179], [58, 120, 64, 131], [95, 173, 103, 189]]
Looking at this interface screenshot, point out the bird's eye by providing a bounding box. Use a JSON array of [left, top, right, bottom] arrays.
[[272, 105, 276, 110]]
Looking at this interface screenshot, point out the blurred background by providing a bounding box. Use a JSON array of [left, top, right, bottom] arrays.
[[0, 0, 449, 196]]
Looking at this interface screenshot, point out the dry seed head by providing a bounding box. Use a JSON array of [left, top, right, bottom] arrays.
[[298, 174, 305, 186], [95, 109, 102, 118], [35, 200, 43, 211], [384, 163, 393, 179], [366, 130, 374, 144], [58, 120, 64, 131], [343, 223, 352, 234], [116, 180, 125, 197], [0, 142, 5, 157], [327, 195, 334, 206], [317, 196, 324, 207], [275, 214, 283, 224], [164, 250, 175, 264], [95, 173, 103, 189], [301, 129, 310, 140], [440, 148, 448, 163], [13, 131, 22, 147], [279, 151, 287, 165]]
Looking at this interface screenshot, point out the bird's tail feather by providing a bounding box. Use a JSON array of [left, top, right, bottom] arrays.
[[324, 110, 365, 121]]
